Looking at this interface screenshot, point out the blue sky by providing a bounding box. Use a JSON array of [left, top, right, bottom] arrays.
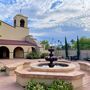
[[0, 0, 90, 44]]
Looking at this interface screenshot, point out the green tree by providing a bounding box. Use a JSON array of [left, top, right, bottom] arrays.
[[56, 45, 61, 50], [72, 37, 90, 50], [71, 39, 75, 44], [71, 39, 75, 49], [65, 37, 68, 59], [79, 37, 90, 49], [77, 36, 80, 60], [40, 40, 50, 50]]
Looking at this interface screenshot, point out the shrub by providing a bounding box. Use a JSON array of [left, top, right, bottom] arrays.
[[26, 51, 40, 59], [26, 80, 73, 90], [48, 80, 73, 90], [40, 53, 48, 58], [0, 67, 6, 72], [26, 80, 46, 90]]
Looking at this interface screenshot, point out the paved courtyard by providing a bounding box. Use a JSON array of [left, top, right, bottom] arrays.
[[0, 75, 24, 90], [0, 59, 90, 90], [76, 71, 90, 90]]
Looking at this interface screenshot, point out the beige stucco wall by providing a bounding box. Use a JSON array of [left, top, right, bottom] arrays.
[[0, 14, 38, 59], [14, 14, 28, 28], [0, 21, 29, 40], [0, 45, 35, 59], [54, 50, 90, 59]]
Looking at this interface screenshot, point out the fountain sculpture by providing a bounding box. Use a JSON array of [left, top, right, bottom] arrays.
[[45, 46, 57, 67]]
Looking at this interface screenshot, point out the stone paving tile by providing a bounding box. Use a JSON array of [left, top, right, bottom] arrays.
[[72, 62, 90, 90], [75, 83, 90, 90], [0, 75, 24, 90], [0, 59, 90, 90]]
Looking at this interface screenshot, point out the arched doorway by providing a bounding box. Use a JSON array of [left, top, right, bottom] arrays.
[[14, 19, 16, 27], [0, 46, 9, 59], [13, 47, 24, 58], [32, 47, 36, 52]]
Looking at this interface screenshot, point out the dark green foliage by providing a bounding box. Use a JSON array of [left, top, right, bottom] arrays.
[[0, 67, 6, 72], [40, 40, 50, 50], [65, 37, 68, 58], [26, 80, 73, 90], [26, 80, 46, 90], [48, 80, 73, 90], [72, 37, 90, 50], [40, 53, 48, 58], [71, 39, 75, 44], [56, 45, 61, 50], [26, 51, 40, 59], [77, 36, 80, 60], [79, 37, 90, 50]]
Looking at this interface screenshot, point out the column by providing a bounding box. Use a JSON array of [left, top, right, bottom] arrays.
[[10, 52, 13, 59]]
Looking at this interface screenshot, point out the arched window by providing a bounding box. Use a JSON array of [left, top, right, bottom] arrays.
[[20, 19, 25, 27], [14, 19, 16, 27]]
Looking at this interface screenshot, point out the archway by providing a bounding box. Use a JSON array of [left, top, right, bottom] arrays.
[[32, 47, 36, 52], [14, 19, 16, 27], [13, 47, 24, 58], [0, 46, 9, 59], [20, 19, 25, 27]]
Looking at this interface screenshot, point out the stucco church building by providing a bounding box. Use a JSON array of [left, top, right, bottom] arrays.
[[0, 14, 37, 59]]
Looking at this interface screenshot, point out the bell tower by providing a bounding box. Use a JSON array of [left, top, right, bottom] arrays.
[[13, 14, 29, 40], [14, 14, 28, 28]]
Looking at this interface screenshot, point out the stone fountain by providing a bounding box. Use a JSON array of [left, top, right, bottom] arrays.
[[45, 46, 57, 68], [15, 47, 85, 89]]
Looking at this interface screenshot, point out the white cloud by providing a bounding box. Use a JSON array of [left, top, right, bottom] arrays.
[[81, 16, 90, 31], [30, 32, 46, 37], [28, 0, 90, 30], [0, 0, 90, 31]]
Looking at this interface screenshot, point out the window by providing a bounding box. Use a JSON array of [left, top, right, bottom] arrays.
[[20, 19, 25, 27]]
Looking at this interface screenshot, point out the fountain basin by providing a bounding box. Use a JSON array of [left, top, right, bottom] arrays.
[[15, 67, 84, 89], [14, 61, 84, 89], [30, 62, 76, 72]]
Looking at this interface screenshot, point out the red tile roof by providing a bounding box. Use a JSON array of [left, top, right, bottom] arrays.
[[0, 39, 37, 46]]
